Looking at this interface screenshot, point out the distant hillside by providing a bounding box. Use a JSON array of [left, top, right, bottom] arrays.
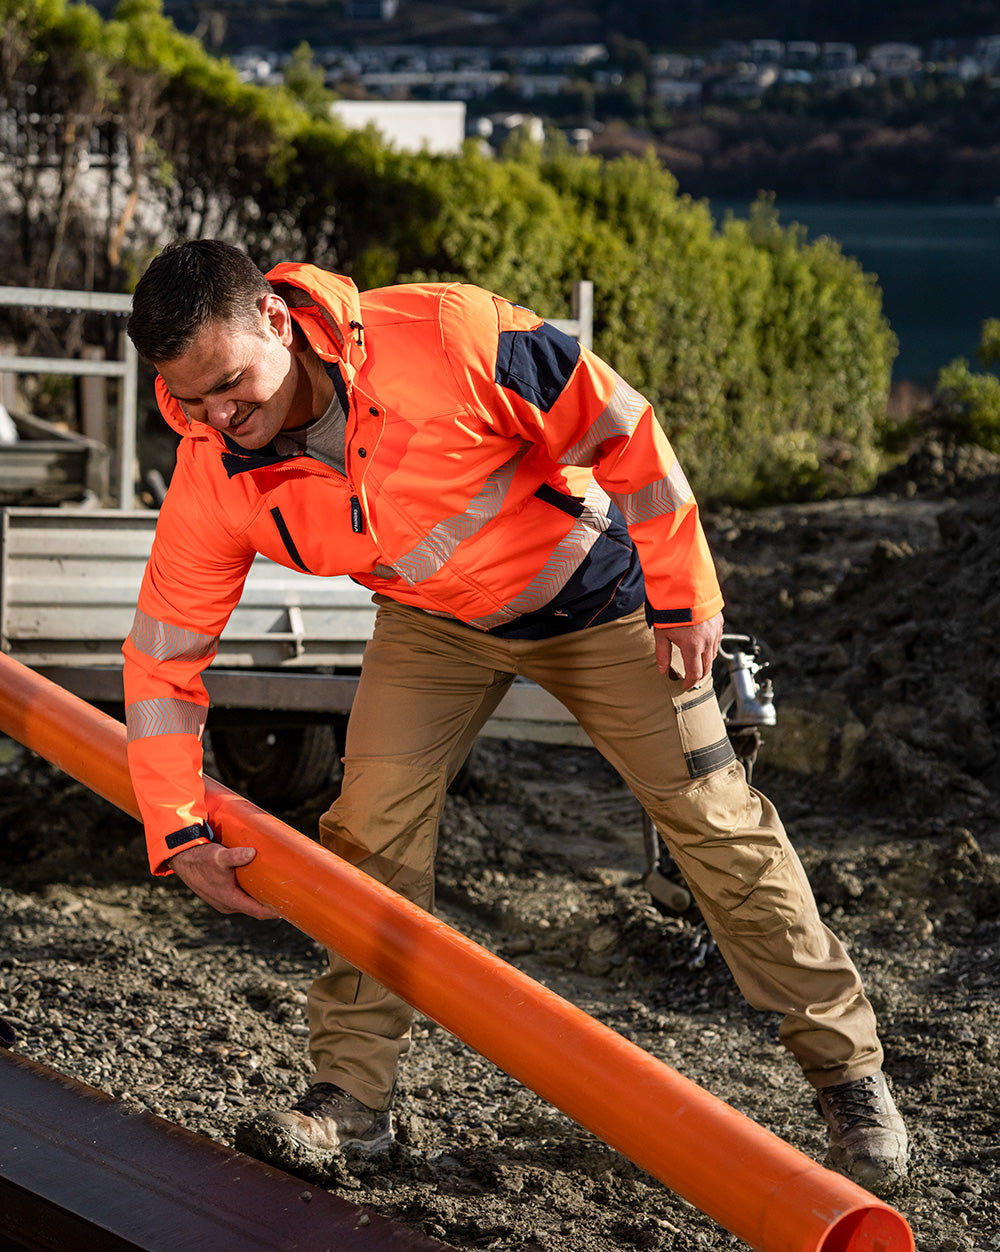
[[87, 0, 1000, 54]]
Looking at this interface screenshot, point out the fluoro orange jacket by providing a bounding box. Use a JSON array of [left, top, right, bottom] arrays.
[[123, 265, 724, 873]]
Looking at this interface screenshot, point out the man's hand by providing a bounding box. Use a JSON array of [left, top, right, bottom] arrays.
[[655, 611, 724, 691], [168, 842, 281, 920]]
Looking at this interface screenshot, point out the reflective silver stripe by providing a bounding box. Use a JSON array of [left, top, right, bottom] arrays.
[[577, 481, 613, 535], [126, 698, 207, 743], [464, 481, 611, 630], [129, 610, 218, 663], [372, 482, 611, 587], [559, 376, 646, 467], [385, 444, 530, 586], [610, 459, 693, 526]]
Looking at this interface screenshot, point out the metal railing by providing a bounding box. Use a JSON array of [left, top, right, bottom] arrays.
[[548, 279, 593, 349], [0, 278, 593, 513], [0, 286, 138, 509]]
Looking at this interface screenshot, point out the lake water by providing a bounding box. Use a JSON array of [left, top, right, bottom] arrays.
[[711, 200, 1000, 384]]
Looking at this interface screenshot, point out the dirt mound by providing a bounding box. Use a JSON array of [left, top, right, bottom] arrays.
[[709, 443, 1000, 818]]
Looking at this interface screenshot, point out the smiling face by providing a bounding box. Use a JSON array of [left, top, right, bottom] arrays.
[[156, 294, 305, 450]]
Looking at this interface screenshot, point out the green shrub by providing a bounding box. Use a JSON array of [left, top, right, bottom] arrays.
[[4, 0, 899, 506], [931, 319, 1000, 453], [530, 162, 896, 503]]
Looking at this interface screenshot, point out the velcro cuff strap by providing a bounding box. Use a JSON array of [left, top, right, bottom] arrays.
[[164, 822, 215, 850], [645, 600, 694, 627]]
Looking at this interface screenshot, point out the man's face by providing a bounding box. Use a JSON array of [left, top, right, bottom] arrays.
[[157, 295, 299, 450]]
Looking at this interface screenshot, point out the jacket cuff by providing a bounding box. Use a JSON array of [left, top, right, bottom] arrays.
[[645, 598, 694, 627], [153, 822, 216, 876]]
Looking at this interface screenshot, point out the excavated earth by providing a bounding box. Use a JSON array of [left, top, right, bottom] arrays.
[[2, 441, 999, 1251]]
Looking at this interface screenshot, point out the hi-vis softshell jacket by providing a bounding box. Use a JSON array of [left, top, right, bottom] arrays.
[[123, 264, 724, 873]]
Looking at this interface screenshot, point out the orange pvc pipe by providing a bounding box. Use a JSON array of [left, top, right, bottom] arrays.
[[0, 652, 914, 1252]]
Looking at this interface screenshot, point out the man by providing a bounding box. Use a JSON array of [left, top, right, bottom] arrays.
[[123, 239, 908, 1194]]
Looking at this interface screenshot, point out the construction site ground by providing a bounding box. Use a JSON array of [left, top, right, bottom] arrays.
[[2, 442, 998, 1251]]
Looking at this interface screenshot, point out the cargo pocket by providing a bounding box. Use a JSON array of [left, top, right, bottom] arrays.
[[666, 767, 811, 936], [671, 682, 737, 779]]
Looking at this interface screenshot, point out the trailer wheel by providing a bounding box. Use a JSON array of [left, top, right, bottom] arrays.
[[208, 723, 342, 808]]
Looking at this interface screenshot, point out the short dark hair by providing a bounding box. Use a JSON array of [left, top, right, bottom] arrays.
[[127, 239, 273, 364]]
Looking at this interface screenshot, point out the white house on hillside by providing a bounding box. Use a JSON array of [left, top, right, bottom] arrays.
[[330, 100, 467, 154], [866, 43, 923, 77]]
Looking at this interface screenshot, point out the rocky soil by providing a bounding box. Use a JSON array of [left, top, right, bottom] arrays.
[[2, 441, 1000, 1251]]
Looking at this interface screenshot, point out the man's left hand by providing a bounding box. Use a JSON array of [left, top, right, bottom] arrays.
[[655, 611, 724, 690]]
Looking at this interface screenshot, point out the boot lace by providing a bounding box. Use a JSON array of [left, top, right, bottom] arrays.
[[291, 1083, 349, 1116], [822, 1075, 884, 1133]]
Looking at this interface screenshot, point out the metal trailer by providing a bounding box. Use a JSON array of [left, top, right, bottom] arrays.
[[0, 504, 775, 911], [0, 505, 592, 787]]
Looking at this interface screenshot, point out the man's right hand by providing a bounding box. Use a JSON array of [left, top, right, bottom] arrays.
[[168, 842, 281, 920]]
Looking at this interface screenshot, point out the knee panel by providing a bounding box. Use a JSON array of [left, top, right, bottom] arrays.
[[660, 763, 812, 935], [317, 757, 448, 909]]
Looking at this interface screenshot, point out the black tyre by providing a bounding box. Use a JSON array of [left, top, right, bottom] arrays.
[[208, 722, 342, 807]]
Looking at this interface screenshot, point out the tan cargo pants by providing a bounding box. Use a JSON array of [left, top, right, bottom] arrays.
[[309, 599, 883, 1110]]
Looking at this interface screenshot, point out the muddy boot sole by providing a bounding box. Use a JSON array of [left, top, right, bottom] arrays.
[[234, 1114, 394, 1178]]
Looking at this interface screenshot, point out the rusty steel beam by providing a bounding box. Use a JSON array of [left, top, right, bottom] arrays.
[[0, 1048, 453, 1252], [0, 653, 915, 1252]]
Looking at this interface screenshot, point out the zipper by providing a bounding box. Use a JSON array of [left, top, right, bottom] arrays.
[[254, 454, 369, 536], [270, 506, 311, 573], [349, 390, 387, 546], [236, 387, 382, 544]]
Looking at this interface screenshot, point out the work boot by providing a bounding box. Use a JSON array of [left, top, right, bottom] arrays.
[[816, 1071, 908, 1195], [236, 1083, 393, 1167]]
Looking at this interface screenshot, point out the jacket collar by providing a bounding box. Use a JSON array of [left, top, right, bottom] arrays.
[[265, 263, 366, 384]]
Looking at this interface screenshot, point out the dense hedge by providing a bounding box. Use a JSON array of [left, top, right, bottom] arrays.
[[1, 0, 898, 503]]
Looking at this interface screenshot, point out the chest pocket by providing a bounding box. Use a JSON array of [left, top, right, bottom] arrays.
[[270, 506, 311, 572], [533, 482, 585, 517]]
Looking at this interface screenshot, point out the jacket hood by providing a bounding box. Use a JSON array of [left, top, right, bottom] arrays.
[[154, 263, 364, 440]]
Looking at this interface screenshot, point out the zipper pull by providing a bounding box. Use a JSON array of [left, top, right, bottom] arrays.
[[351, 495, 365, 533]]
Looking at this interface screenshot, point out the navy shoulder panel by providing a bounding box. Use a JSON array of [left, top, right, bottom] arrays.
[[495, 318, 581, 413]]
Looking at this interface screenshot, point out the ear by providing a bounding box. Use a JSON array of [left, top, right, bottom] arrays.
[[260, 292, 294, 346]]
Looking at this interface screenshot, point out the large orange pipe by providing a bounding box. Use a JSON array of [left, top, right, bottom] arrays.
[[0, 653, 913, 1252]]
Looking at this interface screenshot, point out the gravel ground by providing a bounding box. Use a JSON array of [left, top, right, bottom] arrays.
[[2, 442, 999, 1251]]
